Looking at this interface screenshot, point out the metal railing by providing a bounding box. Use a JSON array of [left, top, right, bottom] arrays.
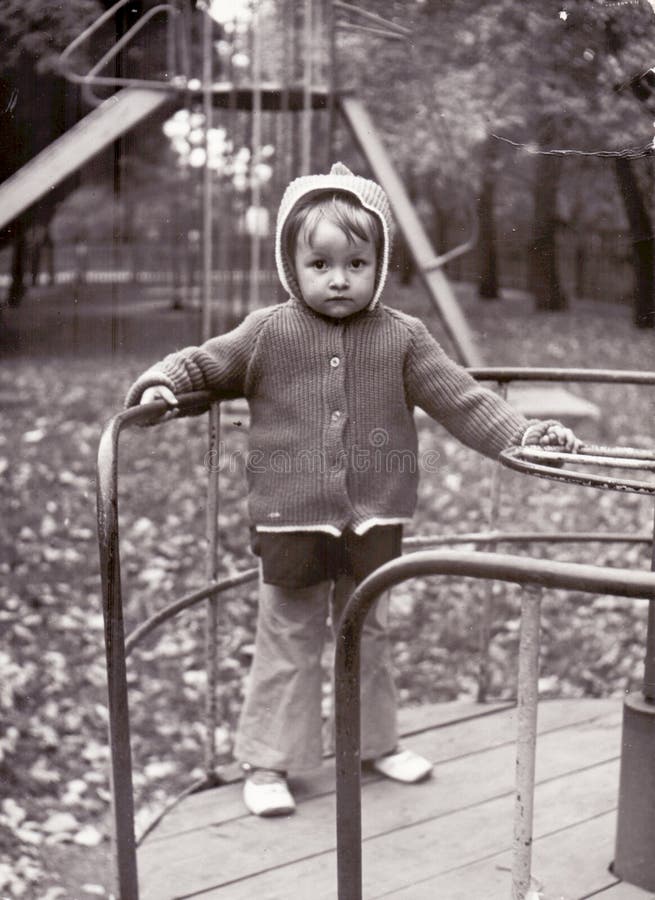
[[96, 392, 260, 900], [96, 368, 655, 899], [334, 551, 655, 900]]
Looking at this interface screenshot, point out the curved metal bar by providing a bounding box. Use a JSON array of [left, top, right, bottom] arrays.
[[60, 0, 141, 67], [500, 446, 655, 495], [125, 568, 259, 656], [135, 774, 211, 848], [96, 391, 212, 900], [520, 445, 655, 469], [96, 410, 140, 900], [87, 6, 175, 80], [334, 550, 655, 900], [567, 445, 655, 462], [82, 5, 177, 105], [59, 1, 181, 106], [469, 367, 655, 385]]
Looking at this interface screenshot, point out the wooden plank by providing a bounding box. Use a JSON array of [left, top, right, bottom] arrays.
[[138, 704, 621, 898], [145, 699, 614, 841], [361, 763, 620, 900], [383, 810, 621, 899], [0, 88, 171, 230], [530, 813, 624, 900], [390, 811, 655, 900], [397, 697, 516, 735], [147, 700, 514, 840], [192, 760, 620, 899]]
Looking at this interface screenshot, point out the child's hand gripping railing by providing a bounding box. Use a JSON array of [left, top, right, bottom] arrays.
[[335, 441, 655, 900], [405, 368, 655, 704], [96, 392, 258, 900]]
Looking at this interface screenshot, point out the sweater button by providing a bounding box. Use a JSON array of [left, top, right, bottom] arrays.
[[331, 410, 341, 421], [330, 356, 340, 368]]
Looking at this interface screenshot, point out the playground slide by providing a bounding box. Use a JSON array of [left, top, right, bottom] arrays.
[[339, 95, 483, 367], [0, 87, 171, 233]]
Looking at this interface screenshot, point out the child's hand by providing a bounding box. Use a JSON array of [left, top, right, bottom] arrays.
[[522, 420, 583, 453], [140, 385, 179, 418]]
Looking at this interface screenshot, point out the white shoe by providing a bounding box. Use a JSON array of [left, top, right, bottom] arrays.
[[243, 768, 296, 817], [372, 748, 433, 784]]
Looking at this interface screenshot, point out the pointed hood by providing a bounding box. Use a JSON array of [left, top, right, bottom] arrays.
[[275, 162, 393, 310]]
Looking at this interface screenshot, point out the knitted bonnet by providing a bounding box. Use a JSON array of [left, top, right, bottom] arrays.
[[275, 162, 393, 310]]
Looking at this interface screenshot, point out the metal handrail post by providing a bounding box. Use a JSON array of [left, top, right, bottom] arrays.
[[335, 599, 364, 900], [334, 550, 655, 900], [201, 3, 214, 342], [512, 586, 542, 900], [614, 502, 655, 888], [97, 412, 140, 900], [96, 394, 211, 898], [204, 401, 221, 776], [643, 504, 655, 701], [478, 381, 508, 703]]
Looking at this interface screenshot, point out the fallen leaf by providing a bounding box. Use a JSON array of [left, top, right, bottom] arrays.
[[42, 811, 78, 835], [23, 428, 45, 443], [73, 824, 104, 847]]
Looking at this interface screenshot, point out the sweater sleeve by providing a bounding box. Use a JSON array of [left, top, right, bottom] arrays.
[[124, 305, 277, 408], [404, 318, 530, 460]]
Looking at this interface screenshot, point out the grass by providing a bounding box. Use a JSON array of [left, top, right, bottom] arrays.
[[1, 276, 654, 898]]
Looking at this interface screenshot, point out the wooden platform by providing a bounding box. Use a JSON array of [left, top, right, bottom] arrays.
[[138, 698, 651, 900]]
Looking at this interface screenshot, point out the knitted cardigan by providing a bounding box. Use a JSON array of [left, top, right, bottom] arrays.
[[125, 163, 531, 535], [125, 298, 530, 535]]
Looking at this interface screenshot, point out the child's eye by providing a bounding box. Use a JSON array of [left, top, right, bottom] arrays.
[[350, 259, 367, 270], [311, 260, 327, 271]]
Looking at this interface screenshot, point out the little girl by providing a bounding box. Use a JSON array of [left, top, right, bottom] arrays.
[[125, 163, 580, 816]]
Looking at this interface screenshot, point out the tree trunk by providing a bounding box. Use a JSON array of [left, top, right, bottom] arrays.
[[397, 232, 415, 285], [478, 136, 500, 299], [614, 157, 655, 329], [528, 152, 567, 311], [429, 187, 449, 267], [44, 228, 55, 287], [574, 239, 586, 299], [8, 219, 26, 307]]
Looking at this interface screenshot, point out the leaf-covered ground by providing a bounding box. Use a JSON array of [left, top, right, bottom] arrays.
[[1, 279, 653, 898]]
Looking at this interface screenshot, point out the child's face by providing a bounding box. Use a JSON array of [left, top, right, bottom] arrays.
[[293, 218, 377, 319]]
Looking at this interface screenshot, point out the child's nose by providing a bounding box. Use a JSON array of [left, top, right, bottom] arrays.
[[329, 268, 349, 289]]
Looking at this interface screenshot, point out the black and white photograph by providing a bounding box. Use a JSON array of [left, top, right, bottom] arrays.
[[1, 1, 655, 897]]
